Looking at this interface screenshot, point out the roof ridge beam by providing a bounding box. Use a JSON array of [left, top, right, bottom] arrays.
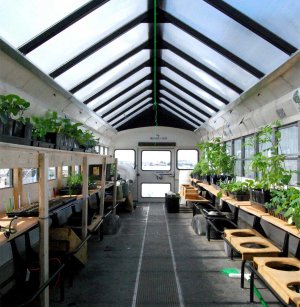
[[160, 9, 264, 78]]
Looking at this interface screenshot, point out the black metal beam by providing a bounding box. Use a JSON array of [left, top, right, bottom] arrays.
[[203, 0, 297, 55], [105, 94, 152, 122], [50, 12, 151, 78], [160, 101, 200, 127], [112, 103, 152, 127], [160, 93, 204, 124], [160, 59, 229, 105], [83, 59, 151, 104], [161, 40, 243, 94], [101, 85, 152, 117], [160, 85, 211, 118], [93, 74, 151, 112], [160, 9, 264, 78], [159, 73, 219, 112], [70, 40, 152, 93], [19, 0, 111, 54]]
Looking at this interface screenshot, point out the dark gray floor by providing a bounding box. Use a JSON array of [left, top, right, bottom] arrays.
[[50, 203, 281, 307]]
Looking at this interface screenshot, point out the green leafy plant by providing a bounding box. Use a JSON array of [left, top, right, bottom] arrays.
[[67, 172, 83, 194], [0, 94, 30, 124]]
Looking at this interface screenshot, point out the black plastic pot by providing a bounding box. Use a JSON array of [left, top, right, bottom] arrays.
[[250, 189, 270, 212], [233, 191, 250, 201]]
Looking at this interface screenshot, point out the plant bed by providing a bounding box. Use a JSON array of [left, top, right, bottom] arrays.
[[233, 192, 250, 201]]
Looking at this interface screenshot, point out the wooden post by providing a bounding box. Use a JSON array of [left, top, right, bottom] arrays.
[[56, 166, 63, 192], [82, 156, 88, 240], [13, 168, 23, 209], [39, 153, 49, 307], [100, 157, 107, 217], [112, 159, 118, 215]]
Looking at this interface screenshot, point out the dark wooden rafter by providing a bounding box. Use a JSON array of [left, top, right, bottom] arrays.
[[161, 40, 243, 94], [160, 93, 204, 124], [160, 85, 211, 118], [160, 9, 264, 78], [70, 40, 152, 93], [50, 11, 152, 78], [93, 74, 151, 112], [101, 85, 152, 117], [203, 0, 297, 55], [105, 94, 152, 122], [160, 59, 229, 104], [112, 103, 152, 127], [83, 59, 151, 104], [159, 73, 219, 112], [160, 102, 200, 127], [19, 0, 111, 54]]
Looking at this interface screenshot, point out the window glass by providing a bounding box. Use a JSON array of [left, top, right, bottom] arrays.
[[100, 146, 104, 155], [177, 149, 198, 170], [244, 160, 255, 179], [141, 183, 171, 197], [114, 149, 135, 169], [233, 139, 242, 159], [104, 148, 108, 155], [74, 165, 81, 175], [284, 159, 298, 186], [234, 160, 242, 177], [0, 169, 12, 188], [48, 167, 56, 180], [279, 124, 298, 155], [22, 168, 38, 184], [142, 151, 171, 171], [244, 136, 255, 159], [225, 141, 232, 155], [62, 166, 70, 178]]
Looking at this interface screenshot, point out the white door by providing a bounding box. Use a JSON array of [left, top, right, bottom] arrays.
[[137, 147, 175, 203]]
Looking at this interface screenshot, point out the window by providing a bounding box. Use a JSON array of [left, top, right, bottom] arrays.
[[22, 168, 38, 184], [74, 165, 81, 175], [233, 139, 242, 176], [177, 149, 198, 170], [225, 141, 232, 155], [279, 124, 299, 185], [0, 169, 12, 188], [114, 149, 135, 168], [100, 146, 104, 155], [62, 166, 70, 178], [104, 147, 108, 155], [244, 136, 255, 179], [48, 167, 56, 180], [141, 150, 171, 171], [141, 183, 171, 197]]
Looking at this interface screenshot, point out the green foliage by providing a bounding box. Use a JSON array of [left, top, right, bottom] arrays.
[[67, 172, 83, 194], [0, 94, 30, 124], [197, 137, 234, 176], [247, 121, 293, 189]]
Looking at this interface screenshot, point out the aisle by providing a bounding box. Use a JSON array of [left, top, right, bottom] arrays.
[[51, 203, 281, 306]]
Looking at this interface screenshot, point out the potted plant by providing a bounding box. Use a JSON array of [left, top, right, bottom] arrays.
[[248, 121, 293, 211], [0, 94, 32, 145]]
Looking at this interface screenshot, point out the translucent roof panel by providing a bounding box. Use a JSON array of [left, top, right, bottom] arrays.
[[160, 98, 202, 126], [26, 0, 147, 73], [162, 23, 259, 90], [225, 0, 300, 49], [160, 104, 198, 129], [54, 23, 149, 89], [0, 0, 89, 47], [114, 105, 152, 128], [161, 67, 225, 109], [109, 98, 151, 125], [163, 0, 290, 74], [162, 50, 239, 102], [160, 90, 208, 122], [87, 67, 151, 110], [104, 92, 152, 122], [74, 50, 150, 101], [96, 80, 152, 115]]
